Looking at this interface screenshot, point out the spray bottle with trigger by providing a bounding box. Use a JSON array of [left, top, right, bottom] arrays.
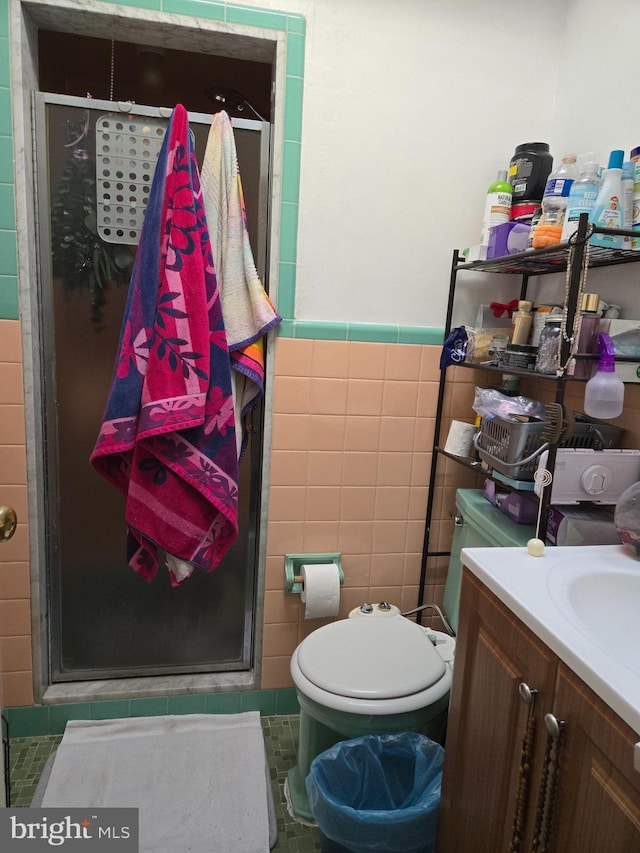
[[583, 333, 625, 419]]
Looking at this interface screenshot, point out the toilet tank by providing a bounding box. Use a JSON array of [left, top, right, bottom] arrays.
[[443, 489, 535, 632]]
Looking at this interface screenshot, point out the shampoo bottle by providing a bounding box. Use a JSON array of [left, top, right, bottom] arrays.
[[583, 333, 625, 419], [590, 150, 625, 249], [622, 161, 634, 248], [480, 170, 512, 246]]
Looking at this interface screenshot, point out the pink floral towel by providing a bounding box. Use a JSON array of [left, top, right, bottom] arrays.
[[90, 104, 238, 585]]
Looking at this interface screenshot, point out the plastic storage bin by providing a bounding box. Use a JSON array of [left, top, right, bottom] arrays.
[[306, 732, 444, 853], [475, 411, 624, 481]]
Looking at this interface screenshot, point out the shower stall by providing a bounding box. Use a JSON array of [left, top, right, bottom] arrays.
[[33, 93, 271, 682]]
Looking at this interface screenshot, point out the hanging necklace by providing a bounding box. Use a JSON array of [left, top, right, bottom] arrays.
[[557, 229, 592, 375]]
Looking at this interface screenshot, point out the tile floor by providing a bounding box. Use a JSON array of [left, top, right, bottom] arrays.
[[8, 714, 322, 852]]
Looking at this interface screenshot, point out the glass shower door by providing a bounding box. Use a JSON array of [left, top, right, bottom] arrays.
[[34, 94, 270, 681]]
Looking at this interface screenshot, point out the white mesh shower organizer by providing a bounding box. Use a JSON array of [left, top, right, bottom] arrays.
[[96, 114, 167, 244]]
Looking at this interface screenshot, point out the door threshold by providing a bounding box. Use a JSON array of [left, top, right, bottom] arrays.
[[42, 671, 257, 705]]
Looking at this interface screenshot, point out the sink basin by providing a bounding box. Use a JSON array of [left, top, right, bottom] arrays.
[[547, 554, 640, 673], [461, 544, 640, 735]]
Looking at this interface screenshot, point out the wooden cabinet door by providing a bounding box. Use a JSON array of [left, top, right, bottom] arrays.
[[546, 664, 640, 853], [437, 570, 558, 853]]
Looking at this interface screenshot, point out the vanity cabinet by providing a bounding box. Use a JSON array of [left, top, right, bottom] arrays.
[[550, 664, 640, 851], [437, 569, 640, 853], [436, 569, 557, 852]]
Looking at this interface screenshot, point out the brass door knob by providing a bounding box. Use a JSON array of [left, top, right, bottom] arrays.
[[0, 506, 17, 541]]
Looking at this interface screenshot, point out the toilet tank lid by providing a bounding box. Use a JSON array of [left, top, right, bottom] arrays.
[[296, 617, 447, 700]]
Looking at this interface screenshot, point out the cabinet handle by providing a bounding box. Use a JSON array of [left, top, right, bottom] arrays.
[[544, 713, 562, 739], [519, 682, 537, 707], [509, 684, 538, 853], [531, 714, 565, 853]]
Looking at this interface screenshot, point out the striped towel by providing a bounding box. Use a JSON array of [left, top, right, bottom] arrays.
[[200, 110, 281, 459]]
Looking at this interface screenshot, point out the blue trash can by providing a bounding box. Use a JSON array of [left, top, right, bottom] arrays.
[[305, 732, 444, 853]]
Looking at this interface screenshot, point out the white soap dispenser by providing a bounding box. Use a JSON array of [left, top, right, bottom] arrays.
[[583, 333, 625, 419]]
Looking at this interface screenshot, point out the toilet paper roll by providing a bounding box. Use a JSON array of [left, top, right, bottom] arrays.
[[444, 420, 477, 458], [300, 563, 341, 620]]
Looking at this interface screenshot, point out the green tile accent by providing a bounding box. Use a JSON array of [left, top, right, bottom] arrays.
[[204, 692, 241, 714], [287, 14, 306, 35], [0, 4, 7, 38], [276, 261, 296, 319], [283, 76, 304, 142], [348, 323, 399, 343], [104, 0, 161, 9], [0, 230, 17, 275], [5, 688, 303, 732], [276, 319, 295, 337], [0, 183, 16, 230], [239, 689, 261, 712], [49, 703, 93, 735], [90, 699, 131, 719], [0, 136, 12, 184], [239, 689, 276, 715], [129, 696, 169, 716], [275, 687, 299, 715], [226, 4, 286, 30], [0, 37, 10, 88], [258, 689, 277, 716], [279, 203, 299, 264], [167, 693, 206, 715], [281, 140, 301, 204], [294, 321, 347, 341], [0, 274, 19, 319], [4, 706, 50, 738], [286, 32, 305, 77], [398, 326, 444, 345], [0, 87, 11, 135], [0, 136, 13, 184], [161, 0, 225, 20], [275, 318, 446, 345]]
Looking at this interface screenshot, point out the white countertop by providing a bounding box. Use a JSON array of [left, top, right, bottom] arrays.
[[461, 544, 640, 737]]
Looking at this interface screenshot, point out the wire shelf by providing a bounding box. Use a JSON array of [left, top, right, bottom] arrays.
[[456, 241, 640, 276]]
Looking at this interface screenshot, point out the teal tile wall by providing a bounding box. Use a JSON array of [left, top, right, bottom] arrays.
[[1, 0, 444, 344], [0, 0, 17, 319], [3, 688, 300, 737]]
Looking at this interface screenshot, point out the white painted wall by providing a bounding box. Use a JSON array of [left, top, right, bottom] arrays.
[[255, 0, 640, 327], [541, 0, 640, 317]]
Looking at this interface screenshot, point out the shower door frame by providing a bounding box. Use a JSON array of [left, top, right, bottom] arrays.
[[33, 92, 272, 684]]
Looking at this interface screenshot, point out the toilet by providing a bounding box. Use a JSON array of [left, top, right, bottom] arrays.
[[286, 609, 455, 821]]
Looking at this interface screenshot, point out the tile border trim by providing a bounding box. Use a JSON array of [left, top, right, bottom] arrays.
[[4, 687, 301, 737], [277, 320, 445, 345]]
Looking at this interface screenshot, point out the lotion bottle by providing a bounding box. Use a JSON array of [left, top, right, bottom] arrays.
[[480, 170, 512, 246], [510, 300, 533, 345], [590, 150, 624, 249]]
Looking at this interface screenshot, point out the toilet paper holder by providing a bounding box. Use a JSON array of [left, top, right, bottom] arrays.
[[284, 553, 344, 594]]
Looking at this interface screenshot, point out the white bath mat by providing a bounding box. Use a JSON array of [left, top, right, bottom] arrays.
[[37, 712, 275, 852]]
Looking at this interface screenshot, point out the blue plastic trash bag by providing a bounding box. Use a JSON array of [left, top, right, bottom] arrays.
[[305, 732, 444, 853], [440, 325, 467, 369]]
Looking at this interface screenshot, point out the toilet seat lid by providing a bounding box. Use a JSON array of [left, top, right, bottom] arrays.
[[296, 617, 446, 700]]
